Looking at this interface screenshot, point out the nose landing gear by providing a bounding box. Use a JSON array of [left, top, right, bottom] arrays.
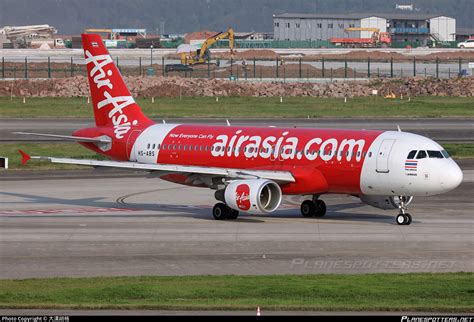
[[396, 196, 412, 225]]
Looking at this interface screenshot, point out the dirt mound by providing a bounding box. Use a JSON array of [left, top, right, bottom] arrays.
[[421, 51, 474, 61], [183, 30, 219, 44], [372, 77, 474, 97], [301, 51, 407, 61], [295, 50, 474, 62], [0, 75, 472, 98], [213, 49, 279, 60], [166, 49, 279, 61]]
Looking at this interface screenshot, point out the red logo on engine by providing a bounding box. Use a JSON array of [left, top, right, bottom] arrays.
[[235, 184, 251, 210]]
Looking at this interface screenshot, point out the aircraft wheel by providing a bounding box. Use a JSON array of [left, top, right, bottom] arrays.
[[314, 200, 327, 217], [213, 203, 229, 220], [301, 200, 316, 217], [405, 213, 412, 225], [396, 213, 412, 225], [227, 209, 240, 220]]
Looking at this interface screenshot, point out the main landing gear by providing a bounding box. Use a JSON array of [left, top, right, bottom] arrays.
[[213, 203, 239, 220], [300, 196, 327, 218], [396, 196, 412, 225]]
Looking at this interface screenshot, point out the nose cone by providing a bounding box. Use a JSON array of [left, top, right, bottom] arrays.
[[439, 163, 463, 192]]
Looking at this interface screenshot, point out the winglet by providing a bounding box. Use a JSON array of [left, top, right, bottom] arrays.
[[19, 149, 31, 165]]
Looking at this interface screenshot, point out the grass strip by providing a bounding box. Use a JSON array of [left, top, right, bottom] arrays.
[[1, 96, 474, 118], [0, 273, 472, 311]]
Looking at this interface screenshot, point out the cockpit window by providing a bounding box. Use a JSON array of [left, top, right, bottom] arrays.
[[441, 150, 451, 158], [427, 150, 444, 158], [416, 150, 427, 159], [407, 150, 417, 159]]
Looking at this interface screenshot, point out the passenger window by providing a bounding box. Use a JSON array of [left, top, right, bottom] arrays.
[[427, 150, 443, 158], [407, 150, 417, 159], [147, 144, 150, 149], [416, 150, 427, 159], [183, 145, 187, 151], [152, 144, 155, 149], [157, 144, 161, 150], [368, 152, 372, 157]]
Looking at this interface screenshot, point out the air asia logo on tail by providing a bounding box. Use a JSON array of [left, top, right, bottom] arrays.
[[235, 184, 251, 210], [84, 51, 137, 139]]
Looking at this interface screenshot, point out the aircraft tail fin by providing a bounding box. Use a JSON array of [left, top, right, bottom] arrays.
[[81, 34, 151, 135]]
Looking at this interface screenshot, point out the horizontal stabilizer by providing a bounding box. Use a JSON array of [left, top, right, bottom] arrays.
[[18, 149, 31, 165], [13, 132, 111, 143]]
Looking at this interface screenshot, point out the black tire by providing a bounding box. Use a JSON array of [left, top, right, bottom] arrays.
[[213, 203, 229, 220], [227, 209, 239, 220], [396, 214, 407, 225], [314, 200, 327, 217], [405, 213, 412, 225], [301, 200, 316, 217]]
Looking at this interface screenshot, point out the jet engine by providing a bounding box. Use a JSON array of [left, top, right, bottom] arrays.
[[221, 179, 282, 215], [360, 195, 413, 210]]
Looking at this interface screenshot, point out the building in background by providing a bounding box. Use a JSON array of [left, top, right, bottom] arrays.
[[0, 24, 58, 48], [456, 27, 474, 42], [273, 13, 456, 46]]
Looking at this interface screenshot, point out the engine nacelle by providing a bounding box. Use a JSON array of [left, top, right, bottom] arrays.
[[224, 179, 282, 215], [360, 195, 413, 210]]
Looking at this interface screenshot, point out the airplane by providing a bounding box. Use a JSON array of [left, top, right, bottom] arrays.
[[16, 34, 463, 225]]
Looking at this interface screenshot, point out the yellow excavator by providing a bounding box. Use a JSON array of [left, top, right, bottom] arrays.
[[166, 28, 234, 72], [180, 27, 235, 65]]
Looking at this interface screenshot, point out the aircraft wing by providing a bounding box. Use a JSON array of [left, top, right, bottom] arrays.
[[20, 152, 295, 184]]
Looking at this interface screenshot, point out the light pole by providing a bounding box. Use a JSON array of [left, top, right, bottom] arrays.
[[150, 42, 154, 67]]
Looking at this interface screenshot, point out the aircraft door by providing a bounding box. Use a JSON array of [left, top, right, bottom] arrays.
[[376, 139, 395, 173], [126, 130, 142, 161]]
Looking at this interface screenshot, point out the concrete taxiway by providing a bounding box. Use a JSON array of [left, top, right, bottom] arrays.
[[0, 163, 473, 279]]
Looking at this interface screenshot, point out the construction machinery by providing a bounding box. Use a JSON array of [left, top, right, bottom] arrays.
[[180, 27, 235, 65], [166, 28, 235, 73], [330, 27, 391, 48]]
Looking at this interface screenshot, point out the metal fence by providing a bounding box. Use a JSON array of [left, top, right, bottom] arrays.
[[0, 56, 471, 81]]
